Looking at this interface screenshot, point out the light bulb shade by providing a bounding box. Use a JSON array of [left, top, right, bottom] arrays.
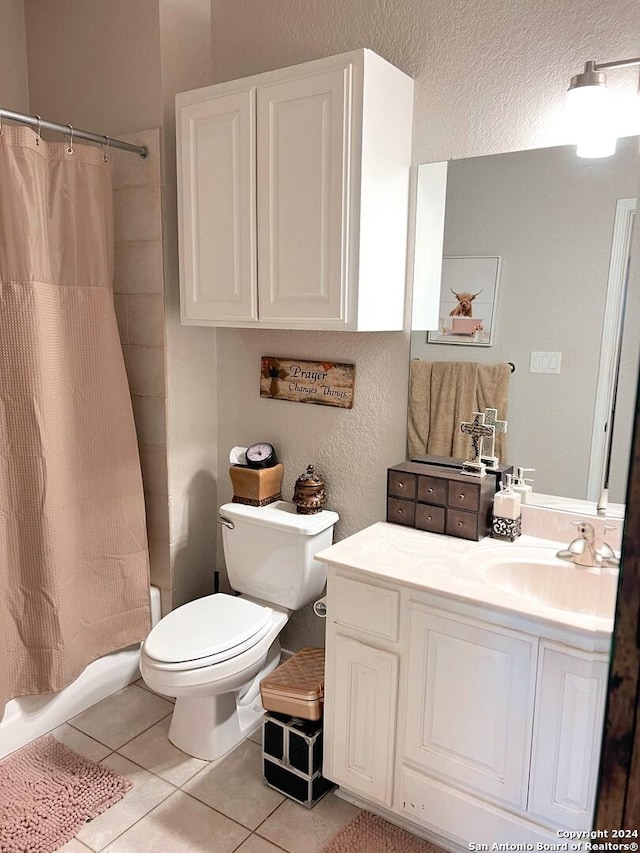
[[567, 83, 617, 157]]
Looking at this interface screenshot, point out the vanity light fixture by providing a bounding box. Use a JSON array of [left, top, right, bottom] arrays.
[[567, 57, 640, 158]]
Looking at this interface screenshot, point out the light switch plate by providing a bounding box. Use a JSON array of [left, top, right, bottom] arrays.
[[530, 351, 562, 374]]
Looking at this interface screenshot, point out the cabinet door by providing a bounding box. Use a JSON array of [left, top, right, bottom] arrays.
[[404, 603, 536, 807], [256, 65, 351, 325], [327, 634, 398, 806], [178, 89, 257, 323], [529, 642, 608, 829]]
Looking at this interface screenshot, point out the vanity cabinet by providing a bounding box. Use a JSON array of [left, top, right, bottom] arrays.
[[323, 561, 609, 846], [328, 635, 398, 805], [528, 642, 608, 827], [324, 573, 400, 807], [176, 49, 414, 331], [404, 603, 536, 808]]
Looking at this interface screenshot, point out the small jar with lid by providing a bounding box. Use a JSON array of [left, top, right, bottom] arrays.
[[293, 465, 327, 514]]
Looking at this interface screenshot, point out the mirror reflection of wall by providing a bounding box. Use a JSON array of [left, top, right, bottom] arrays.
[[410, 136, 639, 505]]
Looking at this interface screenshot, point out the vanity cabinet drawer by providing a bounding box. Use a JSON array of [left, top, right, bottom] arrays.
[[387, 497, 416, 527], [388, 470, 416, 500], [446, 508, 480, 540], [415, 504, 446, 534], [332, 574, 399, 641], [447, 480, 480, 512], [417, 475, 447, 506]]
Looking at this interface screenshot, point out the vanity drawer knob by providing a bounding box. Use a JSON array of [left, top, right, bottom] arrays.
[[428, 487, 434, 494], [426, 514, 432, 521], [457, 521, 464, 528], [398, 481, 404, 489], [397, 507, 404, 515], [459, 494, 465, 501]]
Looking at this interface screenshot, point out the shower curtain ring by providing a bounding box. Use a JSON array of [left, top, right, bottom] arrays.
[[35, 115, 42, 145], [102, 136, 110, 162], [66, 124, 74, 155]]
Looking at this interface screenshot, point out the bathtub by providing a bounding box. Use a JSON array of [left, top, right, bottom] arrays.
[[0, 586, 161, 759]]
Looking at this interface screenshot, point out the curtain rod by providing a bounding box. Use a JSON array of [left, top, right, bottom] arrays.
[[0, 107, 149, 158]]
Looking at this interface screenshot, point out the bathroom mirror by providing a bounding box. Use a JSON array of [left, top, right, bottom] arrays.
[[409, 136, 639, 516]]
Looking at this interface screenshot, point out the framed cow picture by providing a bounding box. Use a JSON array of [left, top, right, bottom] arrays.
[[427, 255, 501, 346]]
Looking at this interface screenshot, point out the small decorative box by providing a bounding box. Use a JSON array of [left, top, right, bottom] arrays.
[[259, 647, 325, 721], [387, 460, 496, 541]]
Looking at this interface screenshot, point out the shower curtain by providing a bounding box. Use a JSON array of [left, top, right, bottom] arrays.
[[0, 126, 150, 717]]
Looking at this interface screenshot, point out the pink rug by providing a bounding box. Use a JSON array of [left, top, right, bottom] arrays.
[[321, 810, 445, 853], [0, 735, 132, 853]]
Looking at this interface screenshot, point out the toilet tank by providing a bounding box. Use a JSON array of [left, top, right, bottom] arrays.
[[219, 501, 339, 609]]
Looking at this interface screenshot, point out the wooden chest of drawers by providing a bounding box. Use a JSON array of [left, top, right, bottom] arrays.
[[386, 460, 496, 541]]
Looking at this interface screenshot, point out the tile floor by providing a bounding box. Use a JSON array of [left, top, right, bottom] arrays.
[[52, 680, 360, 852]]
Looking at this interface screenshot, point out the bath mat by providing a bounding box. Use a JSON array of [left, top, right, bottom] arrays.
[[321, 810, 444, 853], [0, 734, 132, 853]]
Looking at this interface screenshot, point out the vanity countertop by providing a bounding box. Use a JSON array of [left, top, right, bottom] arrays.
[[316, 522, 617, 640]]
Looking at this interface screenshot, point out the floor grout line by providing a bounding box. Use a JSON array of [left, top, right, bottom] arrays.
[[248, 831, 294, 853], [253, 796, 289, 832], [66, 704, 174, 754], [65, 722, 118, 752], [231, 831, 292, 853], [177, 787, 265, 833], [93, 783, 177, 853], [114, 709, 175, 750], [107, 749, 180, 786], [103, 738, 293, 841]]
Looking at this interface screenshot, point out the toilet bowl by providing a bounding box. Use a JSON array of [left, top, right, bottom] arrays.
[[140, 593, 288, 759], [140, 501, 338, 761]]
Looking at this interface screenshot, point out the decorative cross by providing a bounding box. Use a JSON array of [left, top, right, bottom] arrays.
[[480, 408, 508, 469], [460, 412, 494, 463]]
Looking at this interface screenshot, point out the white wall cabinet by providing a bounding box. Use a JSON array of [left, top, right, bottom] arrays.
[[176, 49, 414, 331], [323, 566, 609, 846]]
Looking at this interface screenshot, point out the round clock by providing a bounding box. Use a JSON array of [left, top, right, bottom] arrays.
[[245, 442, 278, 469]]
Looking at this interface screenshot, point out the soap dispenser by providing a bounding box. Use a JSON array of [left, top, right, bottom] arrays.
[[512, 467, 535, 503], [491, 474, 522, 541]]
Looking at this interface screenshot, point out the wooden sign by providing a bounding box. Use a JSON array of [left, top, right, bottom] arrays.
[[260, 357, 355, 409]]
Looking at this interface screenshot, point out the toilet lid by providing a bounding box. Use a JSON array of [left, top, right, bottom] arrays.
[[143, 593, 273, 665]]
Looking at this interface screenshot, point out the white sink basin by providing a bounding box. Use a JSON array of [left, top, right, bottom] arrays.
[[457, 548, 619, 619]]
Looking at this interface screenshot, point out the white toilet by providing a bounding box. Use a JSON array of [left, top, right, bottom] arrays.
[[140, 500, 338, 760]]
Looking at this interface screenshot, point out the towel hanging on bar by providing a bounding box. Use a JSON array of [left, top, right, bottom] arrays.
[[407, 361, 511, 459]]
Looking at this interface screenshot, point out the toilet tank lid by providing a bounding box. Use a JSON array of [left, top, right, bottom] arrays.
[[220, 500, 339, 535]]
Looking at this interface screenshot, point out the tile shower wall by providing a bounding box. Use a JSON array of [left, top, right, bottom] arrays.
[[112, 128, 171, 612]]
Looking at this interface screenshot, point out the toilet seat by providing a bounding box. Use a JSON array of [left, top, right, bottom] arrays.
[[142, 593, 273, 671]]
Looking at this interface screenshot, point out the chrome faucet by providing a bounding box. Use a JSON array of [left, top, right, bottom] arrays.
[[556, 521, 619, 569]]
